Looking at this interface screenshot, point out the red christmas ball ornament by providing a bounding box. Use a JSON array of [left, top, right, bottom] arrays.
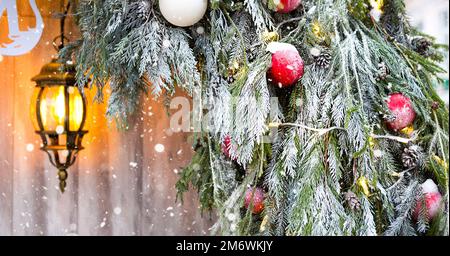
[[413, 179, 443, 221], [385, 93, 416, 131], [267, 42, 305, 88], [221, 135, 235, 159], [244, 187, 265, 214], [269, 0, 302, 13]]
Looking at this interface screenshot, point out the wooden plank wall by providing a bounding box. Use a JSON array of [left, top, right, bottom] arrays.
[[0, 0, 213, 236]]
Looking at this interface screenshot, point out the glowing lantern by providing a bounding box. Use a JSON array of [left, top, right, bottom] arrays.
[[30, 59, 88, 192]]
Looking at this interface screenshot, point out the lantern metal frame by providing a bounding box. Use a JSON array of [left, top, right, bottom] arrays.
[[31, 59, 88, 192]]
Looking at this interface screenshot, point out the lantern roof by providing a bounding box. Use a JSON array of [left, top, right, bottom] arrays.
[[32, 58, 76, 86]]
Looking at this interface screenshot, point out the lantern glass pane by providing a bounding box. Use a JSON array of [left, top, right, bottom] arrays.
[[68, 86, 85, 131], [30, 87, 41, 131], [39, 85, 66, 132]]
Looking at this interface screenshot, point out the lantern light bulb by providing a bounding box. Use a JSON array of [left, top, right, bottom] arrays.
[[54, 86, 66, 125], [56, 125, 65, 135]]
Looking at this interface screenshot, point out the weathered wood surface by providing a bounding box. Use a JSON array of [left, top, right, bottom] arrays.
[[0, 0, 213, 236]]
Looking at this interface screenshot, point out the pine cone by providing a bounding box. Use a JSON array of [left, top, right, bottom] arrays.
[[402, 144, 425, 170], [412, 37, 432, 57], [344, 191, 361, 211], [246, 46, 258, 62], [431, 101, 440, 110], [376, 62, 390, 81], [310, 47, 332, 69]]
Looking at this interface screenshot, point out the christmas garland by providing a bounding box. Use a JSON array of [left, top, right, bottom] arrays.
[[65, 0, 449, 235]]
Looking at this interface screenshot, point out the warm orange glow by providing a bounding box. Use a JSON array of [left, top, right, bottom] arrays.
[[54, 86, 66, 125], [69, 87, 84, 131], [40, 95, 48, 128], [32, 85, 85, 132]]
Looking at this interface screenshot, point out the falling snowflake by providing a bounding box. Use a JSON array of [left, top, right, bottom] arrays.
[[67, 87, 75, 94], [192, 163, 201, 171], [56, 125, 65, 135], [162, 39, 171, 48], [154, 144, 165, 153], [26, 143, 34, 152], [196, 26, 205, 34], [227, 213, 236, 221], [113, 207, 122, 215]]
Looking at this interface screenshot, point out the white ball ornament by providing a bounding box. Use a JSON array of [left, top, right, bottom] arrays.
[[159, 0, 208, 27]]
